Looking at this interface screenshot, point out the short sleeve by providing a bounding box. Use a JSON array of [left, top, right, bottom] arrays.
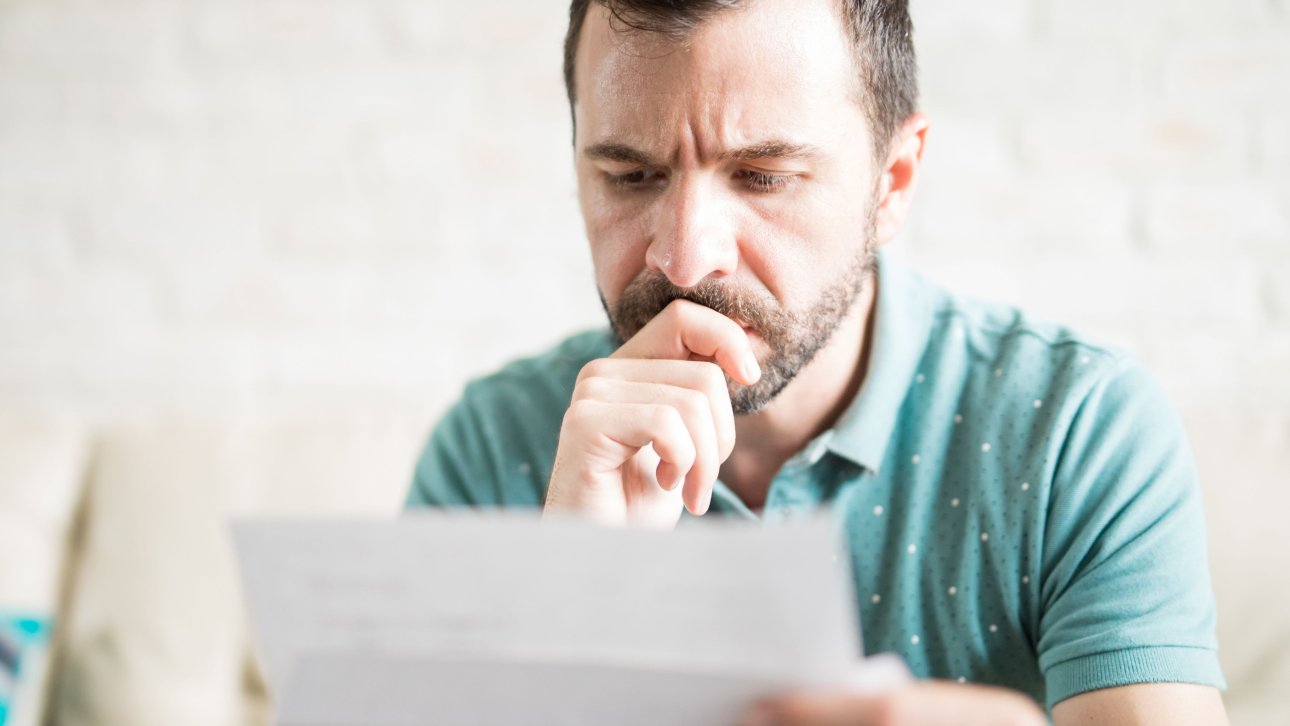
[[1037, 356, 1224, 708]]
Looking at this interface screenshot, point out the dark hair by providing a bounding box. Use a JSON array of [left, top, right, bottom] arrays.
[[562, 0, 918, 159]]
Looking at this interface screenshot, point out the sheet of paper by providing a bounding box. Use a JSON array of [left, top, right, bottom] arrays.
[[233, 512, 878, 726]]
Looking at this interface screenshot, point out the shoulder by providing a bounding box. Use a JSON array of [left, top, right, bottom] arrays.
[[912, 270, 1197, 509], [900, 266, 1187, 501], [915, 269, 1147, 428], [459, 327, 618, 417], [407, 328, 616, 508]]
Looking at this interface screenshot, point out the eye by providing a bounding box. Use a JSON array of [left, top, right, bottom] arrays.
[[737, 169, 794, 192], [605, 169, 665, 191]]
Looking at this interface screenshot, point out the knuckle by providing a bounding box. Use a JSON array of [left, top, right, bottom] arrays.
[[652, 407, 696, 459], [666, 298, 696, 324], [698, 360, 727, 391], [677, 387, 710, 422], [576, 358, 610, 384], [573, 376, 608, 401], [649, 403, 683, 431], [563, 399, 596, 427]]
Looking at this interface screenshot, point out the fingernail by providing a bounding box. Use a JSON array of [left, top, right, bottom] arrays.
[[743, 351, 761, 382]]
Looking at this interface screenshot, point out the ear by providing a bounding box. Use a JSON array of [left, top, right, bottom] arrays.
[[872, 113, 929, 247]]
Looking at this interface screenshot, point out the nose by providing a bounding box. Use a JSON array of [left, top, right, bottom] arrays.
[[645, 173, 739, 289]]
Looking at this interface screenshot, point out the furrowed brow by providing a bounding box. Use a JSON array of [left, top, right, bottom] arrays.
[[582, 142, 657, 166], [582, 140, 820, 166], [721, 141, 821, 162]]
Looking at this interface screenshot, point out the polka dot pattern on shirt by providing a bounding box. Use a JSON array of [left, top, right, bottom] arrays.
[[410, 254, 1224, 709]]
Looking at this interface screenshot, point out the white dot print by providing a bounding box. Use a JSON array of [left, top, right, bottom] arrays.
[[981, 443, 992, 453], [908, 544, 917, 554], [911, 635, 920, 645], [873, 505, 884, 516], [981, 532, 989, 542], [990, 624, 998, 633], [1034, 399, 1043, 409], [872, 594, 881, 604], [916, 373, 925, 383], [1021, 482, 1030, 491], [1022, 575, 1030, 584], [994, 368, 1003, 377], [951, 498, 960, 507], [912, 454, 921, 464], [948, 586, 957, 595], [1081, 356, 1091, 365], [954, 414, 963, 424]]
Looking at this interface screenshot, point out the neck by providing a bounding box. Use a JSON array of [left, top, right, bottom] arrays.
[[719, 273, 879, 509]]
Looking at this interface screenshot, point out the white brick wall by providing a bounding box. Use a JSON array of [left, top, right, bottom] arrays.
[[0, 0, 1286, 439], [1, 1, 1287, 720]]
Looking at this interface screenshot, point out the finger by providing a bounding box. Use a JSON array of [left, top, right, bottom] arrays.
[[563, 400, 697, 487], [614, 299, 761, 386], [740, 693, 883, 726], [572, 378, 720, 504], [742, 682, 1047, 726], [575, 359, 735, 461]]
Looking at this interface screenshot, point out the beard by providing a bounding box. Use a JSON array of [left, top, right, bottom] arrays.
[[601, 222, 878, 416]]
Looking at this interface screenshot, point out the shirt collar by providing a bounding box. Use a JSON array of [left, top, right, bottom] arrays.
[[707, 250, 935, 516], [824, 249, 935, 475]]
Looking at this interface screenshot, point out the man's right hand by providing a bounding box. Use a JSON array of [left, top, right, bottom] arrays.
[[542, 299, 762, 528]]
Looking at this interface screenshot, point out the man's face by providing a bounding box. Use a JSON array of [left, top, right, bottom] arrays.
[[573, 0, 880, 413]]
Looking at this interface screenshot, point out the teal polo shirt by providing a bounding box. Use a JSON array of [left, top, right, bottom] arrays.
[[406, 252, 1225, 710]]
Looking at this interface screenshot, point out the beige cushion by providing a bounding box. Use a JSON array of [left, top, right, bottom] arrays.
[[0, 415, 87, 726], [45, 413, 428, 726], [0, 416, 87, 610], [1187, 405, 1290, 725]]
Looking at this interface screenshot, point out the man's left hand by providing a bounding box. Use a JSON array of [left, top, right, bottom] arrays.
[[739, 680, 1046, 726]]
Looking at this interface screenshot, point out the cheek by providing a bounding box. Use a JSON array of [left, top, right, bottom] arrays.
[[738, 203, 820, 303], [740, 189, 866, 307], [580, 186, 653, 303], [591, 242, 640, 308]]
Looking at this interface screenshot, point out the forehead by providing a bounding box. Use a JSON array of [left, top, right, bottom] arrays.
[[573, 0, 865, 153]]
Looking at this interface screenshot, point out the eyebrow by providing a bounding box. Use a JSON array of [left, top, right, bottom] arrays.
[[582, 140, 820, 166], [583, 142, 656, 166], [720, 141, 820, 162]]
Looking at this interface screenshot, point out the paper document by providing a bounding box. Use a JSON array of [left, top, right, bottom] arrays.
[[233, 512, 894, 726]]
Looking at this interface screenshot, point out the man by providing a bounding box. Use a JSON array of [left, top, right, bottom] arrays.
[[407, 0, 1229, 722]]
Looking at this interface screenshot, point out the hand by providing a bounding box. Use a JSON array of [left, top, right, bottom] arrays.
[[543, 299, 761, 528], [740, 681, 1046, 726]]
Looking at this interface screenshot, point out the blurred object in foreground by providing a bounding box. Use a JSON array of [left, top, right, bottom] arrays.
[[233, 513, 865, 725]]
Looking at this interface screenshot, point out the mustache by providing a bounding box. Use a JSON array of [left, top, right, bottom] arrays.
[[610, 273, 786, 342]]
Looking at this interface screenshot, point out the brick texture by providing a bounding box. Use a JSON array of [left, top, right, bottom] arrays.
[[0, 0, 1286, 461]]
